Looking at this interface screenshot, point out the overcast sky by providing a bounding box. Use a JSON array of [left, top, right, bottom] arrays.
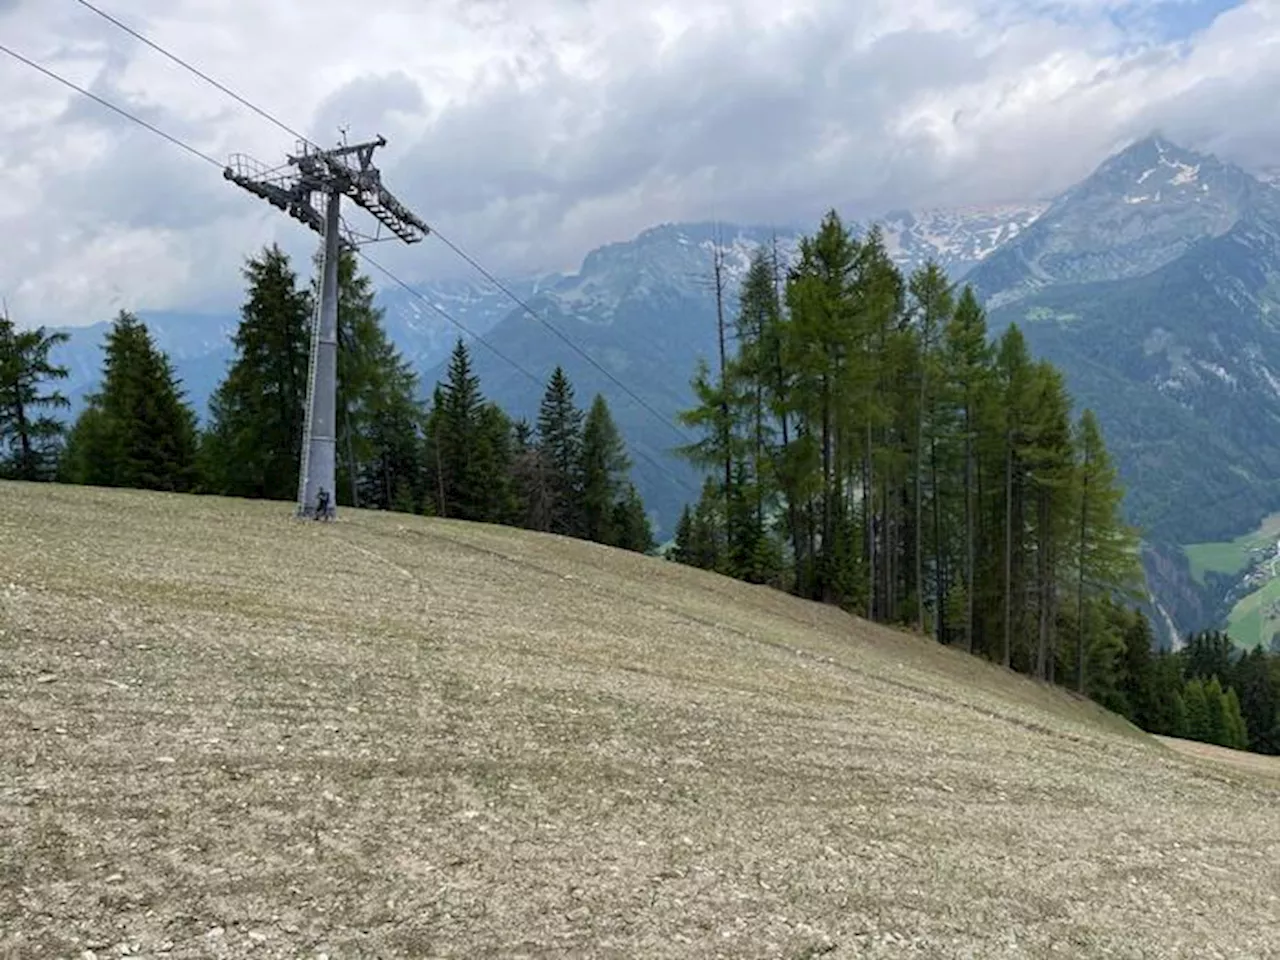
[[2, 0, 1276, 326]]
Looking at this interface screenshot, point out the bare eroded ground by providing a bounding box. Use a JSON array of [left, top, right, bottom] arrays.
[[2, 482, 1278, 959]]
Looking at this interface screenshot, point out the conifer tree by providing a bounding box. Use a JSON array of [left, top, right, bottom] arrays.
[[943, 286, 992, 651], [1119, 609, 1156, 726], [537, 366, 585, 537], [580, 393, 630, 545], [1073, 408, 1141, 692], [1081, 599, 1129, 713], [1184, 677, 1210, 742], [1184, 631, 1234, 684], [64, 312, 198, 492], [1223, 687, 1249, 750], [1233, 647, 1278, 753], [1204, 676, 1229, 747], [511, 419, 554, 532], [1146, 650, 1188, 737], [612, 483, 655, 554], [330, 251, 425, 512], [427, 339, 489, 521], [668, 216, 1153, 703], [0, 314, 69, 481], [356, 350, 426, 513], [674, 478, 727, 571], [1023, 362, 1076, 681], [733, 250, 782, 542], [201, 245, 313, 500], [906, 264, 953, 635], [994, 325, 1037, 669]]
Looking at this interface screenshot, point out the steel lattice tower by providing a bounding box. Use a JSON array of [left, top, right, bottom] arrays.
[[224, 136, 428, 520]]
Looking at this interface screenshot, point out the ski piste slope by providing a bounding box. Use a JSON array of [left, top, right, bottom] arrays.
[[2, 481, 1277, 958]]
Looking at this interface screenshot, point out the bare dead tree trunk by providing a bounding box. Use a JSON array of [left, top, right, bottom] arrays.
[[435, 433, 447, 519], [1076, 442, 1091, 693], [713, 227, 732, 501], [1003, 434, 1013, 669], [964, 408, 975, 654]]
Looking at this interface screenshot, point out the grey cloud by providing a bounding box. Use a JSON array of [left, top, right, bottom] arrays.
[[1142, 74, 1280, 170], [309, 70, 428, 145], [5, 0, 1279, 322], [48, 60, 240, 231], [59, 124, 240, 231], [384, 9, 1006, 271]]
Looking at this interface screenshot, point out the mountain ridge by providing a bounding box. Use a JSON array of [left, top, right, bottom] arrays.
[[967, 136, 1280, 308]]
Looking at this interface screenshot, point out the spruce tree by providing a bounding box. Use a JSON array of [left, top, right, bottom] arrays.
[[1147, 650, 1188, 736], [671, 506, 695, 564], [1204, 676, 1229, 747], [612, 484, 655, 554], [1184, 631, 1235, 684], [1119, 609, 1156, 727], [330, 252, 425, 512], [512, 422, 555, 532], [428, 339, 488, 521], [1083, 599, 1129, 713], [1233, 648, 1278, 753], [356, 349, 426, 514], [201, 245, 313, 500], [1223, 687, 1249, 750], [1184, 677, 1210, 743], [63, 312, 198, 492], [0, 314, 70, 481], [473, 403, 519, 524], [537, 366, 585, 537]]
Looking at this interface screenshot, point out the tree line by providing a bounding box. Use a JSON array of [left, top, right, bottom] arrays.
[[1122, 627, 1280, 754], [0, 245, 653, 555], [666, 211, 1280, 750]]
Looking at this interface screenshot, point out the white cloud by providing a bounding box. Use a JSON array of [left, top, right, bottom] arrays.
[[0, 0, 1272, 326]]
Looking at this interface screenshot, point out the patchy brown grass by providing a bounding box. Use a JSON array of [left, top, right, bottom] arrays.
[[1155, 736, 1280, 784], [2, 481, 1278, 959]]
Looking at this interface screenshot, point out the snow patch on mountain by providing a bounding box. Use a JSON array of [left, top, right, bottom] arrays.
[[877, 203, 1050, 275], [1170, 163, 1200, 187]]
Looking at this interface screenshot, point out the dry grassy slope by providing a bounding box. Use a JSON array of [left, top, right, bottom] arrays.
[[1, 482, 1278, 960]]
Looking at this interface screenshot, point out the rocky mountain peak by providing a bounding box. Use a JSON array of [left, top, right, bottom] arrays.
[[965, 136, 1271, 307], [1067, 135, 1252, 210]]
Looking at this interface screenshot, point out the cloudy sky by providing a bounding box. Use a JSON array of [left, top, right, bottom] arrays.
[[2, 0, 1276, 326]]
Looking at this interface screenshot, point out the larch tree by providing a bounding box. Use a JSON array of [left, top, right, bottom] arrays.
[[905, 263, 953, 636], [1072, 408, 1141, 693], [0, 313, 70, 481], [537, 366, 585, 537], [580, 393, 631, 546]]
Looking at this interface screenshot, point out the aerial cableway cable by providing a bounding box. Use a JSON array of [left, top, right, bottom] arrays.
[[2, 33, 704, 499], [70, 0, 701, 451]]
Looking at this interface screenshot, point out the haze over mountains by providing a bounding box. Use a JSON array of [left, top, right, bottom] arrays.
[[48, 135, 1280, 645]]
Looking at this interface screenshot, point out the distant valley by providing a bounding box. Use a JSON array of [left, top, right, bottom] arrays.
[[1185, 513, 1280, 653]]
